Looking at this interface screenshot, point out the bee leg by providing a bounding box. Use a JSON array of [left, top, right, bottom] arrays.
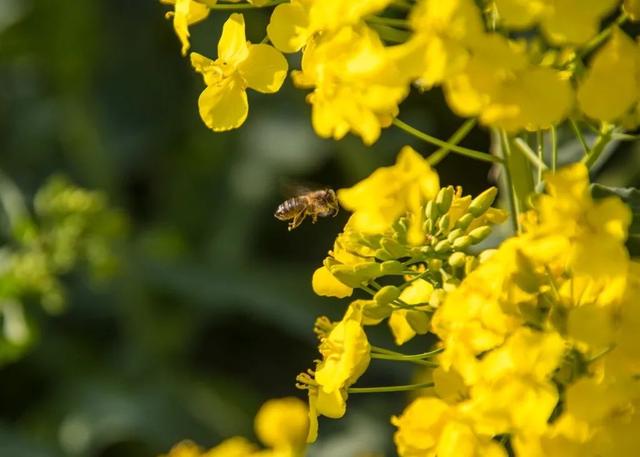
[[312, 213, 318, 223], [332, 204, 339, 217], [288, 209, 307, 231]]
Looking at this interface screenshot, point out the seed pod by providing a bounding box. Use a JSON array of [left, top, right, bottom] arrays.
[[468, 226, 492, 244], [452, 235, 472, 249], [468, 187, 498, 217], [374, 285, 401, 305], [436, 186, 454, 214], [455, 213, 474, 231], [447, 228, 464, 243], [448, 251, 466, 268], [435, 239, 451, 253]]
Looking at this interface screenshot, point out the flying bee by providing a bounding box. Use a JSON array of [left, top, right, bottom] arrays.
[[274, 187, 339, 231]]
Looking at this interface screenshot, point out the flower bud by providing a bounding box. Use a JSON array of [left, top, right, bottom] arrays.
[[425, 201, 439, 221], [437, 214, 450, 234], [468, 226, 492, 244], [374, 285, 401, 305], [380, 238, 408, 259], [435, 239, 451, 253], [454, 213, 474, 231], [448, 251, 466, 268], [447, 228, 464, 243], [468, 187, 498, 217], [428, 258, 442, 271], [436, 186, 454, 214], [452, 235, 472, 249], [380, 260, 404, 275]]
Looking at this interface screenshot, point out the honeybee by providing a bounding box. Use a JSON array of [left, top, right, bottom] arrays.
[[274, 187, 339, 230]]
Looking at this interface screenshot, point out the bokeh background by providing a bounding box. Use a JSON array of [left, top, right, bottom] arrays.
[[0, 1, 639, 456]]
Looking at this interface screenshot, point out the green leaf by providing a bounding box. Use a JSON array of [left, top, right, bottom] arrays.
[[591, 184, 640, 257]]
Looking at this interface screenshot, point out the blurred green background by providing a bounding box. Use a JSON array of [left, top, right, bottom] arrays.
[[0, 1, 639, 456]]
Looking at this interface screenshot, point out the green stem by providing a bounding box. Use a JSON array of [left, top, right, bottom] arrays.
[[370, 346, 443, 359], [498, 130, 521, 234], [194, 0, 286, 8], [582, 125, 614, 169], [393, 118, 502, 164], [348, 382, 434, 394], [536, 131, 544, 184], [370, 353, 437, 366], [569, 119, 589, 156], [579, 12, 629, 57], [367, 23, 409, 43], [428, 119, 477, 166], [366, 16, 410, 29], [513, 138, 548, 172], [550, 125, 558, 172]]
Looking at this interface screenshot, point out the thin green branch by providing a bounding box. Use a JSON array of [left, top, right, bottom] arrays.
[[582, 124, 614, 169], [550, 125, 558, 172], [370, 353, 437, 366], [579, 12, 629, 58], [348, 382, 434, 394], [498, 130, 521, 234], [393, 118, 502, 164], [428, 119, 477, 166], [513, 138, 548, 172], [536, 131, 544, 184], [569, 119, 589, 156], [370, 346, 443, 359], [366, 16, 410, 29]]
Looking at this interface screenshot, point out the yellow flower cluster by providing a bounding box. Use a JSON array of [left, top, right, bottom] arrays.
[[161, 0, 640, 146], [299, 147, 507, 440], [392, 163, 640, 456], [161, 397, 309, 457]]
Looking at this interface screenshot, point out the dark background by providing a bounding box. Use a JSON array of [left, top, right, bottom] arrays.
[[0, 1, 638, 456]]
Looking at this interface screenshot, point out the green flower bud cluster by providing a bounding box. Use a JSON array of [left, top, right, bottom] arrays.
[[321, 185, 504, 308], [0, 176, 126, 364]]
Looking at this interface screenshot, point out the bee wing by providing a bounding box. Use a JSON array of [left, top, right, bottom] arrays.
[[279, 180, 327, 198]]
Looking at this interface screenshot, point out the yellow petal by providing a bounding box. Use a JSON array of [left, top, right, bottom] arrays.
[[218, 13, 249, 66], [389, 310, 416, 345], [238, 44, 288, 93], [254, 397, 308, 450], [169, 0, 211, 56], [266, 2, 310, 53], [577, 28, 639, 123], [312, 266, 353, 298], [198, 77, 248, 131]]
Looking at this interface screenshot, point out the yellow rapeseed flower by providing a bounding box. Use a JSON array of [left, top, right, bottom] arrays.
[[291, 25, 409, 145], [267, 0, 391, 53], [191, 13, 288, 131], [161, 0, 210, 56], [391, 0, 484, 88], [388, 279, 432, 345], [304, 303, 370, 442], [338, 146, 439, 244], [392, 397, 507, 457], [254, 397, 308, 456], [493, 0, 619, 45], [444, 34, 573, 131], [577, 28, 640, 123]]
